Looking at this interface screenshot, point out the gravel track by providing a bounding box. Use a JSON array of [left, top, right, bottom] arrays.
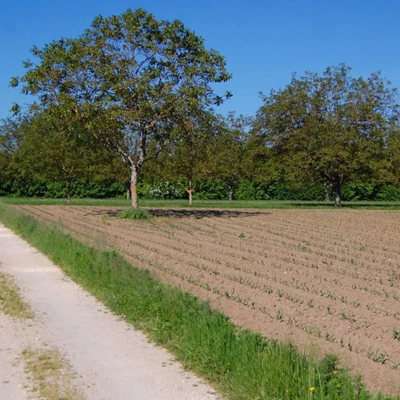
[[0, 223, 220, 400]]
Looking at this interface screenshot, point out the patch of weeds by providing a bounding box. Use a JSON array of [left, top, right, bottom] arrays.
[[0, 272, 34, 319], [22, 347, 84, 400], [116, 208, 150, 220], [317, 354, 370, 398]]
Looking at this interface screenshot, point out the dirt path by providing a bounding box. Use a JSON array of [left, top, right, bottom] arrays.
[[0, 223, 220, 400]]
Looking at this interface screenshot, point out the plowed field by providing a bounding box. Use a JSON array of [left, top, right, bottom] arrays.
[[15, 205, 400, 395]]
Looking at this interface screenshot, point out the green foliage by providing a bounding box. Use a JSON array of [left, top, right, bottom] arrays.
[[15, 8, 231, 207], [117, 208, 150, 220], [193, 181, 227, 200], [267, 182, 326, 201], [342, 183, 378, 201], [0, 179, 126, 199], [253, 64, 400, 204], [235, 180, 270, 200], [376, 185, 400, 201], [71, 180, 126, 199], [4, 174, 400, 203], [206, 113, 253, 196]]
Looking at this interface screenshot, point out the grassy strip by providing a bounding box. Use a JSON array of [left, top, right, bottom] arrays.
[[0, 203, 397, 400], [3, 196, 400, 209], [22, 347, 84, 400], [0, 272, 34, 319]]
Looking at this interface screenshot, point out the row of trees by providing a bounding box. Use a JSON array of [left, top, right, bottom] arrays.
[[1, 9, 400, 206]]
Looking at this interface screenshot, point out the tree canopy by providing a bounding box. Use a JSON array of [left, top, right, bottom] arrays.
[[253, 64, 400, 205], [12, 8, 231, 207], [6, 10, 400, 206]]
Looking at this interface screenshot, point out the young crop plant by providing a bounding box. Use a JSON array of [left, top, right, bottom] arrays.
[[339, 311, 356, 323], [325, 332, 336, 343], [393, 329, 400, 340]]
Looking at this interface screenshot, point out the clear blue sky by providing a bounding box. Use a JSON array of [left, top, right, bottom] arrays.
[[1, 0, 399, 120]]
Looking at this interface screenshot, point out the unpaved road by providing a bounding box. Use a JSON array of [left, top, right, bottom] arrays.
[[0, 223, 220, 400]]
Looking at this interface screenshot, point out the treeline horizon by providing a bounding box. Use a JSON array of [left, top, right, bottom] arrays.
[[3, 178, 400, 203], [1, 9, 399, 206]]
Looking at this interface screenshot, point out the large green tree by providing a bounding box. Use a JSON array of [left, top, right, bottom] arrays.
[[253, 64, 399, 205], [13, 8, 231, 207]]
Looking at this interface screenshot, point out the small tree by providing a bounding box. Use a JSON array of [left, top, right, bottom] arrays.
[[210, 113, 252, 200], [20, 113, 117, 202], [147, 106, 219, 205], [0, 116, 37, 196], [13, 8, 231, 208]]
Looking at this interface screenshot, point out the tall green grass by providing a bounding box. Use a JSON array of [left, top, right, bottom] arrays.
[[0, 203, 397, 400], [3, 196, 400, 209]]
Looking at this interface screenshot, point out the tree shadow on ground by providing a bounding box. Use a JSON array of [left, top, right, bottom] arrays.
[[87, 208, 266, 219], [147, 209, 266, 219]]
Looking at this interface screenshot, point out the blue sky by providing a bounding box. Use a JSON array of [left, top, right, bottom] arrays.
[[1, 0, 399, 120]]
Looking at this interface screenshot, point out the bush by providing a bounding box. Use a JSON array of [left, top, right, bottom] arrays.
[[376, 185, 400, 201], [117, 208, 150, 220], [193, 181, 227, 200], [44, 181, 66, 198], [341, 183, 377, 201], [266, 182, 326, 201], [235, 180, 270, 200]]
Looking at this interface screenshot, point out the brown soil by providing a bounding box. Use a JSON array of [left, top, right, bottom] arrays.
[[15, 205, 400, 396]]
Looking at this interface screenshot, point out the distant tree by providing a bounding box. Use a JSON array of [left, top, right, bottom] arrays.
[[253, 64, 399, 205], [0, 116, 36, 196], [209, 113, 253, 200], [146, 106, 219, 205], [385, 127, 400, 186], [13, 8, 231, 208], [20, 113, 119, 202]]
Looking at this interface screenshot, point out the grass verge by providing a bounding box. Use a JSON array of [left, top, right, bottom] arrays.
[[0, 272, 34, 319], [3, 196, 400, 210], [22, 347, 84, 400], [0, 203, 398, 400]]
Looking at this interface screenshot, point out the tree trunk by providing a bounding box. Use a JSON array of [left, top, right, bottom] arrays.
[[130, 167, 139, 209], [188, 190, 193, 205], [66, 180, 71, 203], [333, 181, 341, 207], [187, 179, 193, 205], [323, 182, 330, 202], [228, 187, 234, 201]]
